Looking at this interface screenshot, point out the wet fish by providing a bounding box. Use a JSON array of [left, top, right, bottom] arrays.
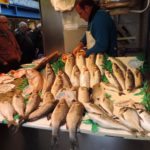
[[12, 93, 25, 118], [58, 70, 72, 89], [42, 63, 55, 96], [125, 69, 135, 91], [104, 70, 121, 90], [80, 67, 90, 88], [83, 103, 106, 115], [42, 92, 55, 104], [66, 101, 84, 150], [26, 69, 43, 92], [132, 68, 143, 88], [65, 54, 75, 78], [112, 63, 125, 90], [118, 107, 145, 134], [78, 87, 90, 104], [0, 101, 16, 126], [86, 54, 95, 72], [88, 113, 130, 131], [92, 83, 104, 105], [76, 53, 86, 71], [25, 92, 41, 117], [70, 65, 80, 88], [28, 100, 58, 121], [109, 57, 127, 77], [51, 99, 69, 146], [95, 54, 104, 75], [51, 74, 63, 97], [90, 65, 101, 88], [137, 109, 150, 132], [99, 98, 114, 116]]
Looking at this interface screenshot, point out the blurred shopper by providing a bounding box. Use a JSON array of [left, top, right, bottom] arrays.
[[0, 15, 22, 73], [15, 21, 35, 64], [31, 23, 44, 58]]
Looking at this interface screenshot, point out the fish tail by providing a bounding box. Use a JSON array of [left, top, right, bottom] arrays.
[[51, 135, 58, 146], [69, 132, 78, 150], [7, 120, 17, 127], [51, 126, 59, 146]]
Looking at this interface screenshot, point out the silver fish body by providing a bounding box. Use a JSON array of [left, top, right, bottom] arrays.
[[125, 69, 134, 91], [88, 113, 130, 131], [25, 92, 41, 116], [95, 54, 104, 75], [80, 67, 90, 88], [43, 92, 55, 104], [83, 103, 106, 115], [65, 54, 75, 78], [0, 101, 16, 125], [104, 70, 121, 90], [112, 63, 125, 90], [90, 65, 101, 88], [12, 93, 25, 118], [58, 70, 72, 89], [51, 74, 63, 97], [51, 99, 69, 145], [109, 57, 127, 77], [78, 87, 90, 104], [66, 101, 84, 149], [86, 54, 95, 72], [42, 63, 55, 96], [76, 53, 86, 71], [70, 65, 80, 88]]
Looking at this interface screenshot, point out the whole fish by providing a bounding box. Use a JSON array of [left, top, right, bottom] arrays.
[[51, 74, 63, 97], [125, 69, 135, 91], [58, 70, 72, 89], [28, 100, 58, 121], [90, 65, 101, 88], [66, 101, 84, 150], [65, 53, 75, 78], [80, 67, 90, 88], [86, 54, 95, 72], [112, 63, 125, 90], [51, 99, 69, 146], [83, 103, 106, 115], [12, 93, 25, 118], [109, 57, 127, 77], [132, 68, 143, 88], [26, 69, 43, 92], [76, 53, 86, 71], [42, 63, 55, 96], [99, 98, 114, 116], [92, 83, 104, 105], [25, 92, 41, 117], [78, 87, 90, 104], [137, 109, 150, 132], [0, 101, 16, 126], [104, 70, 121, 90], [70, 65, 80, 87], [95, 54, 104, 75], [43, 92, 55, 104], [118, 107, 145, 134], [88, 113, 131, 131]]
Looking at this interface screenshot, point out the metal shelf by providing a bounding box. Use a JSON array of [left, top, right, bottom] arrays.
[[0, 3, 41, 19]]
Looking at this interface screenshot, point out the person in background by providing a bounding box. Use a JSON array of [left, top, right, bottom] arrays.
[[15, 21, 35, 64], [0, 15, 22, 73], [73, 0, 117, 57], [31, 23, 44, 58]]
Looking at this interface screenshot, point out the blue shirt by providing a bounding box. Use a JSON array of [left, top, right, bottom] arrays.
[[81, 10, 117, 57]]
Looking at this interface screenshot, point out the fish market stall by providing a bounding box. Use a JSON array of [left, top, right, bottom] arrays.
[[0, 51, 150, 150]]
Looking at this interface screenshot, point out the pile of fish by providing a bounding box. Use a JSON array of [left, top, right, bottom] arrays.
[[0, 53, 149, 149]]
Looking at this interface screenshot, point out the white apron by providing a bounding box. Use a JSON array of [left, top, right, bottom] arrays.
[[86, 31, 95, 49]]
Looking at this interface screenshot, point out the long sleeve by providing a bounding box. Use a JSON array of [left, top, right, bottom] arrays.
[[80, 33, 87, 46], [86, 10, 117, 57]]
